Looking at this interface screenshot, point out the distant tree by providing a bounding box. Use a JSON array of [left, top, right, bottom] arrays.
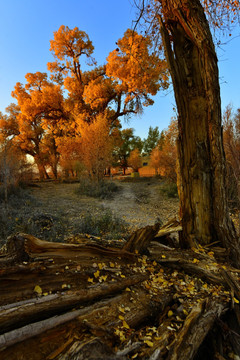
[[159, 119, 178, 182], [0, 139, 30, 206], [150, 119, 177, 180], [143, 126, 160, 155], [128, 148, 142, 172], [223, 104, 240, 209], [150, 147, 161, 175], [9, 72, 66, 179], [79, 113, 113, 181], [112, 128, 143, 174]]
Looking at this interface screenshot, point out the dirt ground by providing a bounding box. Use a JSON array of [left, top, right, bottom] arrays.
[[31, 178, 178, 225], [0, 178, 179, 243]]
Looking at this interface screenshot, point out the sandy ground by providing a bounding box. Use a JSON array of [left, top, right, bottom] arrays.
[[29, 179, 179, 231], [0, 178, 179, 244]]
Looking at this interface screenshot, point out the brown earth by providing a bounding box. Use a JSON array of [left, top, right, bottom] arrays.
[[0, 178, 179, 243], [30, 178, 179, 228]]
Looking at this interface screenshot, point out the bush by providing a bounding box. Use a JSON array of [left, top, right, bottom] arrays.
[[23, 213, 69, 243], [75, 209, 129, 239], [159, 182, 179, 198], [75, 178, 120, 199], [131, 172, 140, 178]]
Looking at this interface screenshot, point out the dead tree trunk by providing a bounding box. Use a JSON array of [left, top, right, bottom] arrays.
[[156, 0, 240, 268]]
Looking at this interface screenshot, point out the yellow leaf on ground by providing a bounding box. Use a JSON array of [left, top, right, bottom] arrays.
[[144, 340, 154, 347], [119, 315, 124, 321], [168, 310, 173, 317], [122, 320, 130, 329], [87, 277, 94, 283], [34, 285, 42, 295], [110, 262, 115, 268], [94, 270, 100, 278]]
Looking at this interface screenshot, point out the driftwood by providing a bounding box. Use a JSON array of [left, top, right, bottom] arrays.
[[0, 222, 240, 359]]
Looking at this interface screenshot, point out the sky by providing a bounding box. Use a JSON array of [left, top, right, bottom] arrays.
[[0, 0, 240, 139]]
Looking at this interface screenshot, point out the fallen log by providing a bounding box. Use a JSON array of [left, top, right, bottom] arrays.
[[5, 233, 135, 263], [0, 274, 147, 332], [0, 230, 239, 359], [123, 223, 161, 253]]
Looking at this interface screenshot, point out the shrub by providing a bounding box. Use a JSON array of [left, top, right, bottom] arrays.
[[131, 172, 140, 178], [75, 209, 129, 239], [75, 178, 120, 199], [159, 182, 179, 198]]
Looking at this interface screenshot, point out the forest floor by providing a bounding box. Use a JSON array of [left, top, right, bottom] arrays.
[[0, 177, 179, 244]]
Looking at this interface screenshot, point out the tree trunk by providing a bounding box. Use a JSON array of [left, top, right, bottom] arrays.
[[158, 0, 240, 267], [35, 156, 49, 180]]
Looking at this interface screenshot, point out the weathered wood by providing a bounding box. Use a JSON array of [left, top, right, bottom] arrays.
[[123, 223, 161, 253], [0, 296, 121, 351], [6, 233, 135, 262], [0, 274, 147, 332], [220, 268, 240, 301], [155, 218, 182, 238], [166, 299, 228, 360], [0, 229, 239, 359], [0, 288, 172, 357]]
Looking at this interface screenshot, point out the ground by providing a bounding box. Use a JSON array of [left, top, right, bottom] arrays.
[[0, 177, 179, 244]]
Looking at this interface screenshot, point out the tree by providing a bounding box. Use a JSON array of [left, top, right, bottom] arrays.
[[112, 128, 143, 175], [143, 126, 160, 155], [158, 119, 178, 182], [137, 0, 240, 266], [223, 104, 240, 209], [150, 146, 161, 175], [128, 148, 142, 172], [9, 72, 66, 179], [0, 139, 30, 207], [79, 113, 114, 181], [149, 119, 177, 179], [106, 29, 169, 121], [48, 26, 169, 127]]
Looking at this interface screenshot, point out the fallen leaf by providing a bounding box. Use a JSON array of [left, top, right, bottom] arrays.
[[34, 285, 42, 295], [122, 320, 130, 329], [94, 270, 100, 278], [144, 340, 153, 347]]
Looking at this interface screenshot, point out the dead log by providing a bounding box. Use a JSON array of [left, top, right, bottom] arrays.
[[0, 228, 239, 359], [0, 274, 147, 332], [165, 299, 227, 360], [123, 223, 161, 254], [5, 233, 135, 263], [155, 217, 182, 238]]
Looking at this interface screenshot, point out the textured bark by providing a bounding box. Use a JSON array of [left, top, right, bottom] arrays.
[[0, 233, 239, 359], [123, 223, 161, 254], [158, 0, 240, 267]]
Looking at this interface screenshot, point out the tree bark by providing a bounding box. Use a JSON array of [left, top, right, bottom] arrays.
[[0, 232, 239, 359], [158, 0, 240, 267], [35, 156, 49, 180]]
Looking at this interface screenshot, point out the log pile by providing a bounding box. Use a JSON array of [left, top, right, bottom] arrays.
[[0, 220, 240, 359]]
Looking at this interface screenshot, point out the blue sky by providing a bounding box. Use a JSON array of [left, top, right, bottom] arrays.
[[0, 0, 239, 139]]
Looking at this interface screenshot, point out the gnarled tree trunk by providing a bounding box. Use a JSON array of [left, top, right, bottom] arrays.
[[158, 0, 240, 267]]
